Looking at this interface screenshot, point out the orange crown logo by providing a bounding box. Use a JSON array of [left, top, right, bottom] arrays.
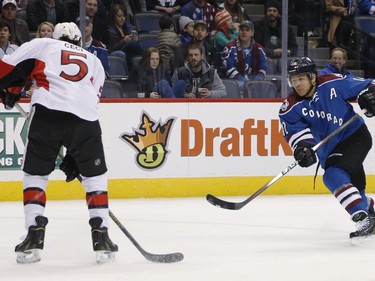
[[121, 113, 174, 152], [120, 113, 175, 169]]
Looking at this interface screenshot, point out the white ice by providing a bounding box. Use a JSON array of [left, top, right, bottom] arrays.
[[1, 194, 374, 281]]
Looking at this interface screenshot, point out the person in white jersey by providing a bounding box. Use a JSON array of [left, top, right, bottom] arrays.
[[0, 22, 118, 264]]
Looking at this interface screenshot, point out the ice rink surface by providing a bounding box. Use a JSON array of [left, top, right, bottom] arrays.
[[1, 194, 375, 281]]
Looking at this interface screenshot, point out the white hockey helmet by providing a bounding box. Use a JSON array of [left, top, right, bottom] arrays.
[[53, 22, 82, 43]]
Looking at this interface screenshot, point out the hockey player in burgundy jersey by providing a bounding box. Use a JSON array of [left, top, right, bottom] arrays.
[[279, 57, 375, 242], [0, 22, 118, 263]]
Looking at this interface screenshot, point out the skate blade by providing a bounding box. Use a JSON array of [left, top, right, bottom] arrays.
[[350, 233, 375, 246], [96, 250, 116, 264], [16, 249, 41, 264]]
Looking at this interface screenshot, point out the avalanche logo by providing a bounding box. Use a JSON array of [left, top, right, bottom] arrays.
[[120, 112, 175, 169], [280, 100, 289, 112]]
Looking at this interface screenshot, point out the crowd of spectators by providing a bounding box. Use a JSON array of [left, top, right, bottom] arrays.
[[0, 0, 373, 98], [138, 47, 185, 98]]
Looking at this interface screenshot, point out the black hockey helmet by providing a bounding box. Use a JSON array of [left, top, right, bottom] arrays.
[[287, 57, 317, 76], [287, 57, 317, 90]]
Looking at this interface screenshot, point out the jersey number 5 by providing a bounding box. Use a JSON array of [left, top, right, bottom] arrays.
[[60, 50, 88, 82]]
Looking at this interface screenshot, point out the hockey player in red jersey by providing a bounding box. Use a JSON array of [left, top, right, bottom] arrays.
[[0, 22, 118, 263], [279, 57, 375, 242]]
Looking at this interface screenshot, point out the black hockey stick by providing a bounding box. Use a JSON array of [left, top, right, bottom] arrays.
[[206, 109, 366, 210], [108, 210, 183, 263], [14, 103, 184, 263]]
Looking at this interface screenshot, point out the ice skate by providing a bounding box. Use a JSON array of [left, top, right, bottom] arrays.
[[89, 217, 118, 264], [15, 216, 48, 264], [350, 211, 375, 245], [368, 197, 375, 218]]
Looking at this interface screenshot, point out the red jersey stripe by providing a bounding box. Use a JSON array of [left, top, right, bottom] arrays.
[[23, 187, 46, 206], [86, 191, 108, 209]]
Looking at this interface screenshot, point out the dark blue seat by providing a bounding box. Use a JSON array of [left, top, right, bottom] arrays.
[[243, 80, 279, 98], [354, 16, 375, 36], [102, 80, 123, 98], [134, 13, 162, 33], [108, 55, 129, 81], [221, 79, 242, 98], [138, 33, 159, 51]]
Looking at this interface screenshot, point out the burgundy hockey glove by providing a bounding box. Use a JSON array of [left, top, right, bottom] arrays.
[[358, 85, 375, 118], [59, 153, 79, 182], [293, 142, 317, 168]]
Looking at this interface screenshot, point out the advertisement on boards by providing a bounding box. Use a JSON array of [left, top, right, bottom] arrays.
[[1, 102, 374, 200]]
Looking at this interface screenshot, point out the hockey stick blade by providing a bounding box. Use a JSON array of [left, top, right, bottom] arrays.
[[14, 103, 184, 264], [206, 194, 238, 210], [109, 210, 184, 263], [206, 161, 299, 210], [206, 110, 365, 211]]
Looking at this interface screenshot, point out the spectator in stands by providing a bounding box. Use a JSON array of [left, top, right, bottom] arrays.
[[106, 3, 143, 68], [326, 0, 356, 52], [172, 43, 226, 98], [147, 0, 184, 15], [222, 20, 267, 88], [102, 1, 146, 21], [138, 47, 185, 98], [174, 20, 214, 68], [0, 0, 29, 45], [0, 16, 32, 97], [157, 15, 181, 74], [77, 16, 110, 78], [178, 16, 194, 43], [26, 0, 64, 32], [36, 21, 54, 38], [214, 9, 239, 54], [86, 0, 108, 44], [181, 0, 218, 37], [0, 21, 18, 57], [63, 0, 108, 44], [253, 1, 298, 59], [219, 0, 251, 24], [319, 47, 354, 77], [357, 0, 375, 15]]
